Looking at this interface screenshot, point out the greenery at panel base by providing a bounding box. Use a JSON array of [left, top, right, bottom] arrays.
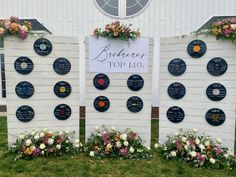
[[0, 117, 236, 177]]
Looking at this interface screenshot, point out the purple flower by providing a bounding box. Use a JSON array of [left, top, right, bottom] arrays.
[[33, 148, 41, 157]]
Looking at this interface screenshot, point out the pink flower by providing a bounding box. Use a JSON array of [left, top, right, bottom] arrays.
[[4, 20, 11, 28], [188, 139, 196, 148], [214, 147, 223, 155], [102, 132, 110, 145], [120, 147, 127, 156], [19, 30, 27, 39], [33, 148, 41, 157], [176, 140, 183, 150]]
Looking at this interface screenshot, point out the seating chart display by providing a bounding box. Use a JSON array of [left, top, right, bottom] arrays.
[[33, 38, 53, 56], [127, 74, 144, 91], [14, 56, 34, 75], [53, 57, 71, 75], [15, 81, 34, 99], [168, 58, 186, 76], [187, 40, 207, 58], [207, 57, 228, 76], [93, 73, 110, 90], [16, 105, 34, 122]]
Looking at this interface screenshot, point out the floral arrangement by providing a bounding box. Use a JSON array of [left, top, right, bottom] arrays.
[[85, 126, 152, 159], [8, 129, 83, 160], [0, 16, 32, 40], [156, 128, 236, 168], [93, 21, 141, 41], [205, 17, 236, 44]]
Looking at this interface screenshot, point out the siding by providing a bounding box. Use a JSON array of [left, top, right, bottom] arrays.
[[0, 0, 236, 106]]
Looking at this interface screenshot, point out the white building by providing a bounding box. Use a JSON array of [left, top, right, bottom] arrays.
[[0, 0, 236, 109]]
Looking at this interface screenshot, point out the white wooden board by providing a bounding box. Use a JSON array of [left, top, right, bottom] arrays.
[[85, 37, 153, 146], [4, 35, 80, 144], [159, 35, 236, 154]]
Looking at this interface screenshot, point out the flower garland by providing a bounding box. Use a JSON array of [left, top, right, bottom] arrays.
[[156, 129, 236, 168], [0, 16, 32, 40], [93, 21, 141, 41]]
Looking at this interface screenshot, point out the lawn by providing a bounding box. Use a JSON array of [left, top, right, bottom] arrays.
[[0, 117, 235, 177]]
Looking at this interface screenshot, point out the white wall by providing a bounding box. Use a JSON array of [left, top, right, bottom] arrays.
[[0, 0, 236, 106]]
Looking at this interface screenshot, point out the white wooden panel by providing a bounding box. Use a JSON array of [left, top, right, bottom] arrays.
[[159, 35, 236, 154], [4, 35, 80, 144], [85, 38, 153, 146]]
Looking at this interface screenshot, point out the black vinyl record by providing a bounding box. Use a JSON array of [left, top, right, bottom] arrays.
[[205, 108, 225, 126], [54, 81, 71, 98], [16, 105, 34, 122], [94, 96, 110, 112], [207, 57, 228, 76], [168, 82, 186, 100], [126, 96, 143, 113], [34, 38, 52, 56], [14, 56, 34, 75], [15, 81, 34, 99], [168, 58, 186, 76], [167, 106, 185, 123], [127, 74, 144, 91], [54, 104, 71, 120], [187, 40, 207, 58], [206, 83, 226, 101], [93, 73, 110, 90], [53, 58, 71, 75]]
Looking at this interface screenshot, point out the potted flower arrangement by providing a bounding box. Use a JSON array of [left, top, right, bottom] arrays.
[[93, 21, 141, 41], [8, 128, 82, 160], [85, 126, 152, 159], [0, 16, 32, 40], [156, 128, 236, 168]]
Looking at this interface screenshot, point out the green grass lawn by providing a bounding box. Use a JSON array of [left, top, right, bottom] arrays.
[[0, 117, 235, 177]]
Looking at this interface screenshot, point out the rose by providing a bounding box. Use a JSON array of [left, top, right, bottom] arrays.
[[34, 135, 40, 140], [189, 151, 197, 157], [39, 143, 46, 150], [40, 132, 45, 138], [19, 25, 28, 32], [209, 158, 216, 164], [106, 143, 112, 149], [116, 141, 121, 148], [75, 143, 80, 148], [171, 151, 176, 157], [199, 144, 205, 150], [25, 139, 32, 146], [120, 133, 127, 141], [48, 138, 54, 145], [120, 148, 127, 156], [181, 137, 187, 143], [31, 130, 36, 136], [123, 141, 129, 146], [56, 144, 61, 150], [204, 140, 210, 147], [75, 139, 80, 144], [230, 24, 236, 30], [154, 143, 159, 149], [30, 146, 36, 151], [89, 151, 95, 157], [129, 146, 134, 153], [0, 28, 5, 35]]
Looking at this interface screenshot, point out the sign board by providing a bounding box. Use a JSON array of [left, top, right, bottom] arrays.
[[89, 37, 149, 73]]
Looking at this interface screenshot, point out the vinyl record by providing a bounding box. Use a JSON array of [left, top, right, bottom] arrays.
[[34, 38, 52, 56], [205, 108, 225, 126], [206, 83, 226, 101], [187, 40, 207, 58], [14, 56, 34, 75], [93, 73, 110, 90], [207, 57, 228, 76], [54, 104, 71, 120], [167, 106, 185, 123], [54, 81, 71, 98], [127, 74, 144, 91], [15, 81, 34, 99], [168, 58, 186, 76], [16, 105, 34, 122], [94, 96, 110, 112], [168, 82, 186, 100], [126, 96, 143, 113], [53, 57, 71, 75]]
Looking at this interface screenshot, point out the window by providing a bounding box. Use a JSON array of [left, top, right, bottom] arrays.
[[95, 0, 151, 18]]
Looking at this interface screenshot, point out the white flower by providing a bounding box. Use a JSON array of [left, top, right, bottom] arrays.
[[181, 137, 187, 143], [40, 132, 45, 138], [30, 146, 36, 151], [111, 126, 116, 131], [216, 138, 222, 144], [146, 146, 151, 151], [97, 133, 101, 137], [65, 140, 69, 143], [116, 141, 121, 148], [41, 150, 45, 155], [65, 130, 69, 134], [174, 132, 179, 136], [48, 138, 54, 145], [193, 128, 198, 133], [20, 134, 25, 140], [209, 158, 216, 164], [58, 131, 63, 136], [56, 144, 61, 150], [137, 149, 143, 153], [189, 151, 197, 157], [89, 151, 95, 157], [195, 138, 200, 145], [230, 24, 236, 30], [31, 130, 36, 136], [154, 143, 159, 149], [199, 144, 205, 150], [106, 144, 112, 149], [129, 147, 134, 153], [120, 133, 127, 141], [95, 126, 99, 131], [204, 140, 210, 147], [171, 151, 176, 157], [42, 128, 47, 132], [80, 143, 83, 147], [123, 141, 129, 146], [184, 145, 189, 150], [172, 140, 176, 143], [75, 143, 80, 148], [163, 146, 167, 151], [39, 143, 46, 150], [19, 25, 28, 32], [34, 134, 40, 140], [75, 139, 80, 144], [25, 139, 32, 146]]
